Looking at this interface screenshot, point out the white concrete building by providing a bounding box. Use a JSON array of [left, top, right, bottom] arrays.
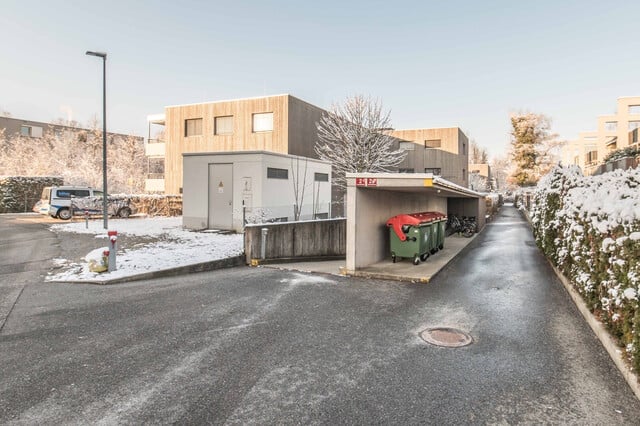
[[182, 151, 332, 232]]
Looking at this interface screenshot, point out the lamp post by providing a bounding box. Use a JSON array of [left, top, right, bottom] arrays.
[[85, 50, 108, 229]]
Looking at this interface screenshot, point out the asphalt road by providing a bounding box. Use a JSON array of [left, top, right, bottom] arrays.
[[1, 208, 640, 424]]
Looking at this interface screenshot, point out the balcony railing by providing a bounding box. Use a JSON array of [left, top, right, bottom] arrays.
[[145, 139, 165, 157]]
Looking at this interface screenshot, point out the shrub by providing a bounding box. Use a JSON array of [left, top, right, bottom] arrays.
[[531, 166, 640, 371]]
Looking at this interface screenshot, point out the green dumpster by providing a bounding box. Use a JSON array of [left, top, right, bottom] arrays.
[[386, 213, 437, 265]]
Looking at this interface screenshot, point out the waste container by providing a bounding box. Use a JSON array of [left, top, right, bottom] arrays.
[[420, 211, 447, 253], [386, 212, 439, 265]]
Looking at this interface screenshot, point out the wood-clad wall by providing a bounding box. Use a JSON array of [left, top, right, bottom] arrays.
[[164, 95, 290, 194]]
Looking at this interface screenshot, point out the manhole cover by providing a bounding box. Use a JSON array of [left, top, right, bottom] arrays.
[[419, 327, 473, 348]]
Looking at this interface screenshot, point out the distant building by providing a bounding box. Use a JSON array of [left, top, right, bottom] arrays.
[[561, 96, 640, 175], [388, 127, 470, 187], [0, 116, 141, 143], [468, 163, 492, 191]]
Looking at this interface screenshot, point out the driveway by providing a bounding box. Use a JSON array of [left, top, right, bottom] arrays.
[[1, 208, 639, 424]]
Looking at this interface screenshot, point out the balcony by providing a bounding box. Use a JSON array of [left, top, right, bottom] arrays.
[[145, 139, 165, 157]]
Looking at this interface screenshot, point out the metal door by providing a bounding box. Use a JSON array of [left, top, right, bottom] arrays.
[[208, 163, 233, 229]]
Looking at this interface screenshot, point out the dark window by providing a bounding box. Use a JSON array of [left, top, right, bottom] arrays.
[[71, 190, 91, 197], [424, 168, 441, 175], [586, 151, 598, 164], [314, 172, 329, 182], [398, 168, 415, 173], [267, 167, 288, 179], [424, 139, 441, 148], [185, 118, 203, 136]]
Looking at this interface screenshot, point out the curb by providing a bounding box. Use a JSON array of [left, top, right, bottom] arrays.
[[520, 207, 640, 401], [550, 261, 640, 401], [49, 255, 246, 285]]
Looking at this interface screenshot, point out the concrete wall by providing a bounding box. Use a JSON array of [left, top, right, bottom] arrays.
[[244, 219, 345, 262], [447, 198, 486, 231], [183, 151, 331, 232], [346, 188, 447, 270]]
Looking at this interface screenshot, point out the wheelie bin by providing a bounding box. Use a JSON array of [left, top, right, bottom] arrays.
[[386, 213, 437, 265], [420, 211, 447, 253]]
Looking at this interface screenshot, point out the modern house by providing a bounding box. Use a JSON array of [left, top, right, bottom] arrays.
[[561, 96, 640, 175], [144, 94, 325, 195], [388, 127, 470, 187], [468, 163, 492, 191]]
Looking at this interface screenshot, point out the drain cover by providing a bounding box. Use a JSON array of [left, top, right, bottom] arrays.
[[420, 327, 473, 348]]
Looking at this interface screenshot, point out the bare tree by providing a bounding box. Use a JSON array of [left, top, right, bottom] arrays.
[[291, 157, 308, 221], [315, 95, 407, 189], [469, 140, 489, 164]]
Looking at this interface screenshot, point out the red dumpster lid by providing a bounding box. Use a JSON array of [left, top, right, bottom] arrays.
[[386, 211, 445, 241]]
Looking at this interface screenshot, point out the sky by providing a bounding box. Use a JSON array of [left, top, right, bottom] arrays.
[[1, 0, 638, 159]]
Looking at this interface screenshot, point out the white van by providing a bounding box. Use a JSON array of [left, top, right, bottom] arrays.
[[38, 186, 133, 220], [45, 186, 104, 220]]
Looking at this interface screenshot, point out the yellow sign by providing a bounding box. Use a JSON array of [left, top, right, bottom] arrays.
[[423, 178, 433, 187]]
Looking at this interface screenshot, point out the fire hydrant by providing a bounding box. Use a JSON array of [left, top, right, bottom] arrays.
[[107, 230, 117, 272]]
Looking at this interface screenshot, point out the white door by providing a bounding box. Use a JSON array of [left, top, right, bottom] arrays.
[[208, 163, 233, 229]]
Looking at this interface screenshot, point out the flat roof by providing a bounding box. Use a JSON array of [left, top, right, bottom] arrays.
[[346, 173, 483, 198]]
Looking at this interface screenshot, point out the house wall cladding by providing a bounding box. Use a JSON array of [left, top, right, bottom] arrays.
[[244, 218, 346, 262]]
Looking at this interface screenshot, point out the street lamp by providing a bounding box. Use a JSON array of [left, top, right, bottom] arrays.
[[85, 50, 108, 229]]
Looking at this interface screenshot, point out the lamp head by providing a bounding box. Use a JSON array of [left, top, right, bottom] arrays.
[[85, 51, 107, 59]]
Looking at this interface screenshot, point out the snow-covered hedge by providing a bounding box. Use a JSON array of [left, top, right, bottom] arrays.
[[530, 166, 640, 372], [0, 176, 63, 213], [116, 194, 182, 216]]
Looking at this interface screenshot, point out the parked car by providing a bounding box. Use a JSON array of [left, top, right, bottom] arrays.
[[37, 186, 133, 220]]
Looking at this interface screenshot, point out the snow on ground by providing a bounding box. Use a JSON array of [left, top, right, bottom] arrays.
[[47, 217, 244, 282]]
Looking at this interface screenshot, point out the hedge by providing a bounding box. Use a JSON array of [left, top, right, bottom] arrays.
[[530, 166, 640, 372]]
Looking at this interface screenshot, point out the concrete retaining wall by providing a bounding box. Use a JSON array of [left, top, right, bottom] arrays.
[[244, 219, 346, 263]]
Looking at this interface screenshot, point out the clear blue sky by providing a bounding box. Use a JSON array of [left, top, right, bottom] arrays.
[[1, 0, 638, 158]]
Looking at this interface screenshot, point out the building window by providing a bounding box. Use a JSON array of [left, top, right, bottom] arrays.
[[398, 168, 415, 173], [148, 157, 165, 178], [628, 121, 640, 131], [399, 141, 415, 151], [463, 168, 466, 180], [314, 172, 329, 182], [586, 151, 598, 164], [462, 142, 466, 154], [253, 112, 273, 132], [214, 115, 233, 135], [573, 156, 579, 165], [425, 139, 441, 148], [185, 118, 203, 137], [425, 168, 441, 175], [629, 105, 640, 114], [19, 125, 43, 137], [632, 129, 638, 144], [267, 167, 288, 179], [605, 121, 617, 132]]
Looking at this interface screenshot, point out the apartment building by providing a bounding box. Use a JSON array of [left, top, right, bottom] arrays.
[[388, 127, 469, 187], [145, 94, 325, 194], [0, 116, 140, 143], [561, 96, 640, 174]]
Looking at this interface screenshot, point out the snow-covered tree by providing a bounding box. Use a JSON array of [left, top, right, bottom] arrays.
[[0, 119, 146, 193], [469, 140, 488, 164], [468, 172, 488, 192], [509, 112, 559, 186], [315, 95, 407, 189]]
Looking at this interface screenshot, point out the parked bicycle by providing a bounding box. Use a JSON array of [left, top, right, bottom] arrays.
[[447, 214, 476, 238]]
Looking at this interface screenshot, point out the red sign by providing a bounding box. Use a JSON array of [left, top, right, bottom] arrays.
[[355, 177, 378, 187]]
